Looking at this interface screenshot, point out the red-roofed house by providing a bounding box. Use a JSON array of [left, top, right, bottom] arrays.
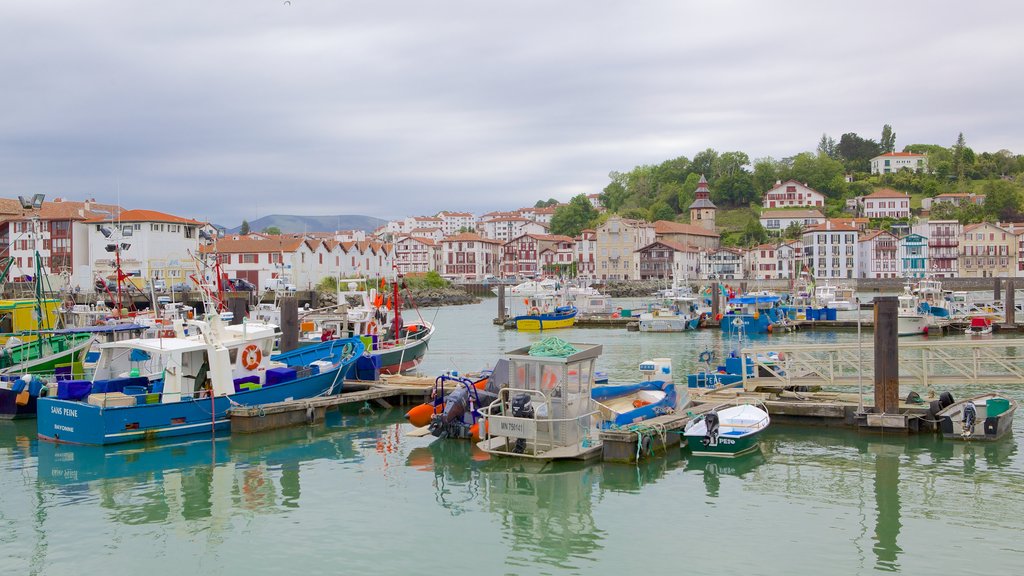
[[574, 230, 597, 280], [959, 222, 1017, 278], [501, 234, 575, 279], [745, 243, 779, 280], [0, 197, 124, 287], [652, 219, 720, 250], [855, 189, 911, 219], [85, 208, 206, 289], [870, 152, 928, 175], [394, 236, 440, 274], [857, 230, 899, 278], [801, 220, 860, 279], [762, 180, 826, 209], [440, 233, 502, 281], [436, 211, 477, 236], [634, 240, 700, 280]]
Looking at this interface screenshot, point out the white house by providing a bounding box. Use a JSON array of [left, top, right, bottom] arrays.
[[84, 209, 203, 289], [436, 211, 477, 237], [801, 220, 859, 280], [856, 189, 911, 219], [857, 230, 900, 279], [699, 247, 745, 280], [759, 209, 826, 234], [393, 236, 438, 275], [762, 180, 826, 209], [574, 229, 597, 280], [776, 240, 803, 281], [870, 152, 928, 174], [746, 244, 779, 280], [440, 233, 502, 281], [479, 216, 547, 243], [921, 193, 986, 212]]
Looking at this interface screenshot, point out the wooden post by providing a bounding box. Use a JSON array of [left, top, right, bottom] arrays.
[[280, 296, 299, 352], [873, 296, 899, 414], [497, 284, 506, 322], [994, 277, 1002, 302], [228, 297, 247, 325], [1006, 279, 1016, 326], [712, 283, 721, 319]]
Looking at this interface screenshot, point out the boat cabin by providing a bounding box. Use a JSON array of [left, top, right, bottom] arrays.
[[479, 342, 603, 460]]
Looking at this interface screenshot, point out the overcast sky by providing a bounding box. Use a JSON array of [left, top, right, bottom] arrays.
[[1, 1, 1022, 226]]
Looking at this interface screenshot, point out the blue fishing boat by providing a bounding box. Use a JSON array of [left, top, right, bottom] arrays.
[[719, 293, 786, 334], [36, 314, 363, 446], [592, 380, 678, 428]]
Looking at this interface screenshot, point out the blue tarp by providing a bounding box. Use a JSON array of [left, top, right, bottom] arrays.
[[728, 295, 781, 305]]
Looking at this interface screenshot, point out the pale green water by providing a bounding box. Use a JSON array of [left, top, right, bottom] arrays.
[[2, 300, 1024, 575]]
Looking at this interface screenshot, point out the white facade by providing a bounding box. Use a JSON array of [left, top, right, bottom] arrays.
[[574, 230, 597, 280], [858, 190, 911, 219], [699, 248, 745, 280], [776, 241, 803, 281], [436, 211, 477, 237], [801, 222, 859, 280], [393, 236, 437, 275], [870, 152, 928, 174], [746, 245, 779, 280], [84, 210, 203, 290], [762, 180, 826, 209], [857, 230, 900, 279], [440, 233, 502, 281], [480, 217, 546, 243], [759, 210, 826, 233]]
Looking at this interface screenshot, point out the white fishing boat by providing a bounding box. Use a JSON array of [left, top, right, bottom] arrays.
[[683, 403, 770, 457], [936, 393, 1017, 441], [814, 282, 858, 311], [897, 284, 929, 336]]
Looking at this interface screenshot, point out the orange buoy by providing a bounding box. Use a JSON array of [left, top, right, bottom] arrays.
[[470, 420, 489, 439], [405, 402, 443, 428], [715, 313, 723, 321]]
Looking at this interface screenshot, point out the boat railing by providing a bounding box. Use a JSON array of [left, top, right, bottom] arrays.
[[480, 386, 598, 458]]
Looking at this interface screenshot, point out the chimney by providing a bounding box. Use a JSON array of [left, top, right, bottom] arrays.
[[84, 200, 91, 211]]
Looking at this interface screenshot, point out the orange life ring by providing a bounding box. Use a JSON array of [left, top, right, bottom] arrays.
[[542, 371, 557, 389], [241, 344, 263, 370], [715, 313, 723, 321], [530, 307, 541, 316], [611, 312, 621, 319], [367, 321, 378, 335], [159, 329, 175, 338]]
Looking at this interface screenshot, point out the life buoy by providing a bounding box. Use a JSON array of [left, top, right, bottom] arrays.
[[542, 371, 557, 389], [241, 344, 262, 370], [530, 307, 541, 316], [698, 350, 714, 363], [159, 329, 175, 338], [366, 321, 378, 335], [715, 313, 723, 321], [611, 312, 621, 319]]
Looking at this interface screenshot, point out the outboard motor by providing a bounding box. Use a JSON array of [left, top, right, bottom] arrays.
[[510, 393, 535, 453], [702, 411, 720, 447], [961, 402, 977, 437]]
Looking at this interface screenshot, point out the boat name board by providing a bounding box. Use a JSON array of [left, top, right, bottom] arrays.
[[51, 406, 78, 418], [487, 415, 536, 439]]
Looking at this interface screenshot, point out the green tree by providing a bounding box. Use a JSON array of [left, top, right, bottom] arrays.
[[782, 221, 804, 240], [239, 220, 250, 235], [789, 152, 847, 197], [837, 133, 882, 172], [982, 179, 1023, 221], [714, 172, 756, 206], [534, 198, 559, 208], [739, 220, 768, 246], [262, 226, 281, 235], [691, 148, 719, 178], [953, 132, 969, 183], [601, 174, 628, 212], [549, 194, 599, 237], [817, 134, 838, 159], [752, 157, 786, 194], [648, 201, 675, 222], [677, 173, 701, 212], [880, 124, 896, 153]]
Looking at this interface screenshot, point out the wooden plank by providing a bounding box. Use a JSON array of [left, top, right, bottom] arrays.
[[406, 426, 432, 437]]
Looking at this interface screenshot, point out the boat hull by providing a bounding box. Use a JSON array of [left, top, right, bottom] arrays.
[[514, 309, 577, 331], [592, 381, 677, 427], [0, 387, 37, 419], [685, 430, 763, 457], [377, 335, 431, 375], [938, 395, 1017, 441], [638, 316, 698, 332]]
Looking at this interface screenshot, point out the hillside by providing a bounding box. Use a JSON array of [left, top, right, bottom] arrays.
[[227, 214, 386, 234]]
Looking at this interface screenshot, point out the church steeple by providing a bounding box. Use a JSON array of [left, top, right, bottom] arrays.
[[688, 174, 717, 231]]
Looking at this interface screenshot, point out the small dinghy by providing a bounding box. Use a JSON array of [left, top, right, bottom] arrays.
[[683, 403, 770, 457], [964, 317, 993, 336], [592, 381, 677, 428], [937, 393, 1017, 441]]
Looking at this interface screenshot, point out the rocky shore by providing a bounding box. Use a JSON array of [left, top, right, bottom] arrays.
[[315, 286, 480, 308], [597, 279, 674, 298]]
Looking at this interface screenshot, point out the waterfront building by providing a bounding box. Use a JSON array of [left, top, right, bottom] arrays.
[[440, 233, 502, 281], [573, 229, 597, 280], [633, 240, 699, 281], [758, 209, 825, 234], [915, 219, 960, 277], [746, 244, 778, 280], [801, 221, 859, 280], [870, 152, 928, 174], [501, 234, 575, 279], [0, 197, 123, 287], [776, 240, 804, 282], [393, 236, 439, 275], [898, 233, 929, 278], [857, 230, 899, 278], [762, 180, 826, 209], [699, 247, 745, 280], [959, 222, 1017, 278], [595, 216, 654, 281], [85, 209, 206, 289], [997, 222, 1024, 276], [212, 236, 323, 290]]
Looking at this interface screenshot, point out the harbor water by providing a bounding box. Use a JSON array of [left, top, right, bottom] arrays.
[[3, 300, 1024, 575]]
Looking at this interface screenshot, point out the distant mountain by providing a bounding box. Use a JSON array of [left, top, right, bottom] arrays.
[[226, 214, 387, 235]]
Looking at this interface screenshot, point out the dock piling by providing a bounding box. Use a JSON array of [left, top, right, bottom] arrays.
[[1006, 279, 1016, 326], [712, 283, 721, 319], [497, 284, 506, 323], [873, 296, 899, 415], [994, 277, 1002, 302], [280, 296, 299, 352], [228, 297, 248, 325]]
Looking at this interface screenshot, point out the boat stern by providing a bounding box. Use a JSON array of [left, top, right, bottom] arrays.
[[37, 398, 110, 445]]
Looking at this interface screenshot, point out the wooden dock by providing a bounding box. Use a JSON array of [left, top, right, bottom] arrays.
[[599, 401, 717, 463], [228, 376, 438, 433]]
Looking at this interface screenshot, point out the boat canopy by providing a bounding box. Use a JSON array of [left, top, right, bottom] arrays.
[[970, 317, 992, 328], [729, 295, 781, 305]]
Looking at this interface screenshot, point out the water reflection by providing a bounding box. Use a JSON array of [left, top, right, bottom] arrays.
[[872, 445, 902, 572], [684, 451, 767, 498]]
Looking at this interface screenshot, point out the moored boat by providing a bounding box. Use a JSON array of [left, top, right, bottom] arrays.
[[513, 301, 577, 331], [683, 403, 770, 457], [937, 393, 1017, 441], [36, 314, 363, 446], [965, 316, 993, 336]]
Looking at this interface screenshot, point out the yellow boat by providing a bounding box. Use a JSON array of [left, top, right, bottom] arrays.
[[514, 305, 578, 331], [0, 299, 62, 344]]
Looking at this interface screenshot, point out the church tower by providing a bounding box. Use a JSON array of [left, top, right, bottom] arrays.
[[688, 174, 717, 231]]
